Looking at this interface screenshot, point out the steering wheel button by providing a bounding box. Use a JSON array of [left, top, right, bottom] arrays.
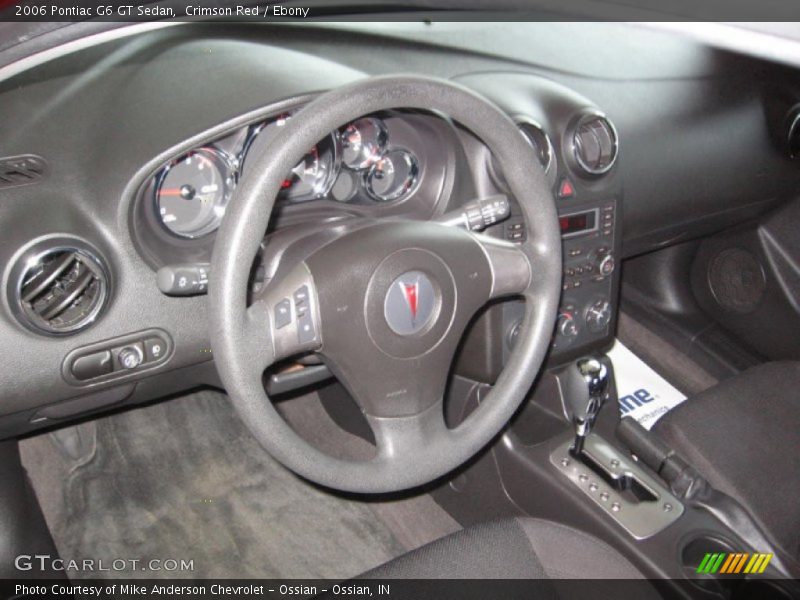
[[297, 313, 317, 344], [275, 299, 292, 329], [293, 285, 309, 305]]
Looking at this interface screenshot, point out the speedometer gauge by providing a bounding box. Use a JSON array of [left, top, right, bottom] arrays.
[[341, 117, 388, 170], [243, 115, 340, 203], [155, 148, 233, 239]]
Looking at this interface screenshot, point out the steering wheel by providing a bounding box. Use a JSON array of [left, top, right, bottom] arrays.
[[209, 76, 562, 494]]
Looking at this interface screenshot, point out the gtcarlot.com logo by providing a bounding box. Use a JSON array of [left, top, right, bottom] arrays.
[[697, 552, 773, 575], [15, 554, 194, 573]]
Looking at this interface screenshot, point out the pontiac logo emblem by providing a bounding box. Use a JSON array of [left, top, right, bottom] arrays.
[[384, 271, 436, 335], [400, 281, 419, 321]]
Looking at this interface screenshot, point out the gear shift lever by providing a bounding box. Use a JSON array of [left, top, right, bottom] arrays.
[[561, 357, 609, 456]]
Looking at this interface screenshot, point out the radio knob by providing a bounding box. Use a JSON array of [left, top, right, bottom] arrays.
[[597, 253, 615, 277], [558, 312, 579, 338], [585, 300, 612, 334]]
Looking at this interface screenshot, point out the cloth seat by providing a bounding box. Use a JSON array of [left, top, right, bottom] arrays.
[[652, 361, 800, 562], [357, 517, 660, 598]]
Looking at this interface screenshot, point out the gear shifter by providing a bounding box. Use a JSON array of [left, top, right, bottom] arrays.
[[561, 357, 609, 456]]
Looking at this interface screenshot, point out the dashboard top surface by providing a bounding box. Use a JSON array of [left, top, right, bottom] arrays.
[[0, 23, 799, 432]]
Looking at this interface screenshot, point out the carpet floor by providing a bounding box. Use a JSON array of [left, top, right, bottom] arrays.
[[20, 389, 459, 579]]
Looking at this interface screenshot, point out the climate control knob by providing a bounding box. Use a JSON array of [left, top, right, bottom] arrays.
[[597, 253, 615, 277], [585, 300, 612, 334], [558, 312, 579, 338]]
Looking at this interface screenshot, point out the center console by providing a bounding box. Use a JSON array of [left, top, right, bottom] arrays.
[[554, 200, 618, 350], [451, 71, 625, 371], [432, 356, 800, 600], [498, 195, 621, 367]]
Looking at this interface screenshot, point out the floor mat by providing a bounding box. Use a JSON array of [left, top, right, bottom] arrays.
[[275, 393, 460, 552], [19, 390, 410, 580], [607, 340, 687, 430], [617, 312, 719, 396]]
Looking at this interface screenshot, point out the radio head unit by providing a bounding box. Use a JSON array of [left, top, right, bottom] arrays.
[[560, 209, 598, 238]]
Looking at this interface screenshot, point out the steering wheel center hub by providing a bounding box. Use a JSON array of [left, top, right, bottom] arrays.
[[365, 247, 455, 359], [384, 271, 438, 336]]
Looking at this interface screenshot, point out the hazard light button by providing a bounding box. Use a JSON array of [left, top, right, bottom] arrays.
[[557, 178, 575, 199]]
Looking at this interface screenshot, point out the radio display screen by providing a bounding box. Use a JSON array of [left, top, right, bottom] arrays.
[[559, 211, 596, 236]]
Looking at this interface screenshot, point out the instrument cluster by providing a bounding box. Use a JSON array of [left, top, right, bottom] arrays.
[[149, 112, 421, 240]]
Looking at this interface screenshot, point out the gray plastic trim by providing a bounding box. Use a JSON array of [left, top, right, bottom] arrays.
[[61, 328, 174, 387], [551, 435, 684, 539]]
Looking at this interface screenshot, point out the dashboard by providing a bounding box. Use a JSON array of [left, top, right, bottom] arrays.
[[1, 23, 799, 439]]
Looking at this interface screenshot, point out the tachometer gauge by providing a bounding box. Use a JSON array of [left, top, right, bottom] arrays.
[[284, 144, 324, 196], [364, 149, 419, 202], [155, 148, 233, 238], [243, 115, 340, 203], [341, 117, 388, 170]]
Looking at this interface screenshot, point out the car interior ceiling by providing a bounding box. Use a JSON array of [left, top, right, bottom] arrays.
[[2, 19, 800, 599]]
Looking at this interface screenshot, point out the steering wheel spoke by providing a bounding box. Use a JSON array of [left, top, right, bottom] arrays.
[[321, 336, 454, 419], [241, 298, 277, 372], [473, 233, 533, 300], [368, 402, 450, 462], [247, 262, 322, 367]]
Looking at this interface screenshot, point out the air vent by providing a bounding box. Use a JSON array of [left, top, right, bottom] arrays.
[[572, 114, 618, 176], [517, 118, 554, 173], [12, 243, 108, 335], [0, 154, 47, 189], [490, 117, 555, 189]]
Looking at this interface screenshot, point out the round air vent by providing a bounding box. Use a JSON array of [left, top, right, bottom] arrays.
[[571, 113, 618, 175], [490, 117, 556, 188], [10, 239, 109, 335], [517, 118, 554, 174]]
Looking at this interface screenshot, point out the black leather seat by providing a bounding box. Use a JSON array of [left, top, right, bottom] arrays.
[[357, 518, 660, 598], [652, 361, 800, 563]]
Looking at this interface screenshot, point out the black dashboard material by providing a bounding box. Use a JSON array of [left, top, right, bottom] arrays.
[[1, 22, 800, 438]]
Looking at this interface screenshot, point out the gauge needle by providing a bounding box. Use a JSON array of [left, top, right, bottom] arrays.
[[158, 189, 183, 196]]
